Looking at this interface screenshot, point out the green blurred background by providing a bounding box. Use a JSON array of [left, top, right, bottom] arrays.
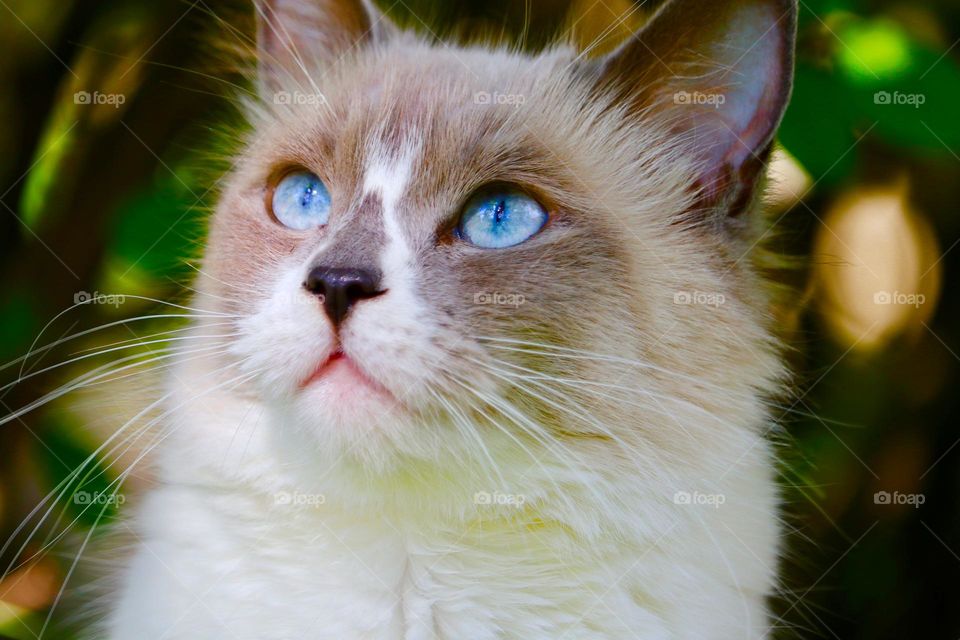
[[0, 0, 958, 637]]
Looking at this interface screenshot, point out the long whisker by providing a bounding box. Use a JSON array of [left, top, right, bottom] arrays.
[[466, 354, 726, 452], [424, 387, 510, 497], [480, 342, 839, 427], [476, 336, 793, 407], [4, 311, 234, 376], [0, 346, 241, 575], [472, 353, 729, 425], [0, 332, 240, 393], [35, 359, 256, 568], [445, 373, 604, 514], [0, 341, 234, 428], [462, 359, 679, 488], [64, 321, 237, 357], [37, 365, 263, 638], [182, 261, 263, 296], [477, 336, 737, 382]]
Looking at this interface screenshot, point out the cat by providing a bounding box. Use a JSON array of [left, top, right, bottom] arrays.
[[92, 0, 798, 637]]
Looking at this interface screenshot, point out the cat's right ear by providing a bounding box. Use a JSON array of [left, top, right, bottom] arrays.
[[585, 0, 797, 221], [254, 0, 394, 93]]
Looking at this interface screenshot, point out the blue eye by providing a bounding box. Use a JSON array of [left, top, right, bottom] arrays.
[[458, 189, 548, 249], [271, 170, 331, 230]]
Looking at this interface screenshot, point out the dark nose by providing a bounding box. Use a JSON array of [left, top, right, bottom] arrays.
[[303, 266, 384, 327]]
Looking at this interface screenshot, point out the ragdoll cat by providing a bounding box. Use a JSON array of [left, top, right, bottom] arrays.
[[96, 0, 798, 637]]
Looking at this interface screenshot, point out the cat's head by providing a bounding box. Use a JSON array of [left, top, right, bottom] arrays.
[[200, 0, 796, 471]]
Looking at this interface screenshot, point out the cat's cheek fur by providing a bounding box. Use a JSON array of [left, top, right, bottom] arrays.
[[232, 263, 328, 392]]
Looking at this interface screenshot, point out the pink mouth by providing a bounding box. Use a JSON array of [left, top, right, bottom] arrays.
[[299, 349, 394, 401]]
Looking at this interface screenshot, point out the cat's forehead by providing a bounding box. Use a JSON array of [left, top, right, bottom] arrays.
[[267, 45, 567, 154], [254, 45, 578, 217]]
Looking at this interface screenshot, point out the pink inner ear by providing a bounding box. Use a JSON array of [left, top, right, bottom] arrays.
[[714, 12, 789, 173], [627, 0, 795, 205]]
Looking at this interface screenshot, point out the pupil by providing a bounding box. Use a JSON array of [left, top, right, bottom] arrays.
[[493, 200, 507, 224], [301, 184, 316, 207]]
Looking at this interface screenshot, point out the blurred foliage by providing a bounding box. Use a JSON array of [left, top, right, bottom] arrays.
[[0, 0, 959, 638]]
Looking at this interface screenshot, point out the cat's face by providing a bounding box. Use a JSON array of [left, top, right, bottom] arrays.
[[199, 0, 795, 468]]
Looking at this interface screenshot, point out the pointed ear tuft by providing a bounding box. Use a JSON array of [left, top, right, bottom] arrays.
[[255, 0, 393, 94], [593, 0, 797, 219]]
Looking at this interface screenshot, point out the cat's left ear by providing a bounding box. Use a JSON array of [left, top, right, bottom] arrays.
[[590, 0, 797, 219], [254, 0, 394, 93]]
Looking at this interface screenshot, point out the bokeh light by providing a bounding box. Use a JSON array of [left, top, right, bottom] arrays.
[[812, 182, 942, 350], [837, 18, 915, 82]]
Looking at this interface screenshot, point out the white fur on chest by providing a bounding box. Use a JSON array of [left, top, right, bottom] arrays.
[[104, 381, 779, 640]]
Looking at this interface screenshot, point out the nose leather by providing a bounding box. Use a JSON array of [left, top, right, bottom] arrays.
[[303, 266, 384, 327]]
